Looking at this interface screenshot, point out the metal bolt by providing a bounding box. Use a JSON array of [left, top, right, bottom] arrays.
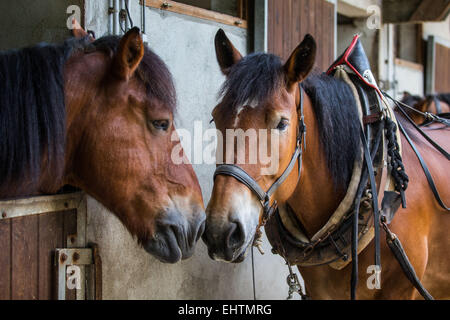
[[73, 252, 80, 261], [162, 2, 172, 9], [60, 253, 68, 263]]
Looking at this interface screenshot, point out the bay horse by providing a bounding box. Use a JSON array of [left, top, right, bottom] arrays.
[[203, 29, 450, 299], [401, 92, 450, 124], [0, 27, 205, 263]]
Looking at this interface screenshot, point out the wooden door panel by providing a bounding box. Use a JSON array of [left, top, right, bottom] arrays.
[[435, 43, 450, 92], [11, 215, 39, 300], [0, 219, 11, 300], [268, 0, 335, 71], [0, 209, 77, 300]]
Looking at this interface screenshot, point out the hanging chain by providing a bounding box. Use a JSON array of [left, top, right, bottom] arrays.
[[285, 260, 308, 300]]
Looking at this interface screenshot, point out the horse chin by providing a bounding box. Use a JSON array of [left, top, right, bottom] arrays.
[[206, 244, 248, 263], [231, 249, 248, 263]]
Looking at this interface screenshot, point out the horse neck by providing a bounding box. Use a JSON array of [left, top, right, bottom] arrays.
[[286, 92, 346, 239]]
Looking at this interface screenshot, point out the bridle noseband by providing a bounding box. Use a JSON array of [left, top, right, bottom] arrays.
[[213, 85, 306, 228]]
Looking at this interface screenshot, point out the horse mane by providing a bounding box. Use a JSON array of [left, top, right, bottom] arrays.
[[401, 93, 423, 108], [218, 52, 360, 190], [301, 73, 360, 190], [0, 35, 175, 194]]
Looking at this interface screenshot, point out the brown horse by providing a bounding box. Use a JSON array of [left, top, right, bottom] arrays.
[[0, 28, 205, 263], [203, 29, 450, 299], [401, 92, 450, 124]]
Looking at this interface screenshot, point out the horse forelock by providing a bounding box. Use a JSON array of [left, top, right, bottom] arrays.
[[217, 53, 285, 124]]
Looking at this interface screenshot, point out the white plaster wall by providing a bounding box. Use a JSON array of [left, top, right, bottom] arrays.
[[423, 14, 450, 46], [394, 63, 424, 99], [84, 0, 290, 300]]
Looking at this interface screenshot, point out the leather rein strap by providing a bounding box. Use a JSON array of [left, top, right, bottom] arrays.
[[384, 92, 450, 211], [213, 86, 306, 226]]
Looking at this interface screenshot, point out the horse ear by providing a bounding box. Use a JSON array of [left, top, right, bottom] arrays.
[[284, 34, 316, 89], [114, 27, 145, 81], [215, 29, 242, 76], [71, 18, 95, 42]]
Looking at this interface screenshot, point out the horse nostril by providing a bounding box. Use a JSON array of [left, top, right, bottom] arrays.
[[226, 221, 245, 250]]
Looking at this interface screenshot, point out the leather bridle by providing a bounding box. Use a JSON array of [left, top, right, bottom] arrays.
[[213, 85, 306, 229]]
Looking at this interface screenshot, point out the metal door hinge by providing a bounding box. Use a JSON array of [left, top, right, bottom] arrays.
[[55, 243, 102, 300]]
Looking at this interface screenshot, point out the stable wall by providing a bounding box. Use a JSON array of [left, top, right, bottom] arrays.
[[84, 0, 290, 300], [0, 0, 83, 50]]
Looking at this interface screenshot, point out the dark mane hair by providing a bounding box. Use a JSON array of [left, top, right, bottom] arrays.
[[219, 53, 285, 109], [302, 73, 360, 189], [0, 35, 175, 195], [219, 52, 360, 189], [401, 93, 423, 108]]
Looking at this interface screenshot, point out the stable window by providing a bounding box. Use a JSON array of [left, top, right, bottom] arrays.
[[142, 0, 249, 28], [394, 24, 423, 65]]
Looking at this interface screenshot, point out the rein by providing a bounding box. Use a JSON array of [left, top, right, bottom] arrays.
[[384, 92, 450, 211]]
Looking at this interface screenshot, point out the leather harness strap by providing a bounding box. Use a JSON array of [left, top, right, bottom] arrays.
[[433, 96, 442, 115], [398, 121, 450, 211], [391, 95, 450, 161]]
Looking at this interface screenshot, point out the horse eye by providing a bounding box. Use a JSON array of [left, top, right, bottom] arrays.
[[276, 118, 289, 131], [152, 120, 170, 131]]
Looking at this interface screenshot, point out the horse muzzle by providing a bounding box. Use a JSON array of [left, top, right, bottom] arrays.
[[144, 209, 205, 263], [202, 211, 256, 263]]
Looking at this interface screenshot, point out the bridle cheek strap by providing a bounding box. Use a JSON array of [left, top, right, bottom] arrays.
[[213, 86, 305, 225]]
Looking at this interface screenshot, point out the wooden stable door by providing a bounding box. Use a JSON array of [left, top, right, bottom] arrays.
[[0, 193, 99, 300], [0, 209, 77, 299], [426, 36, 450, 94], [268, 0, 335, 71], [434, 42, 450, 92]]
